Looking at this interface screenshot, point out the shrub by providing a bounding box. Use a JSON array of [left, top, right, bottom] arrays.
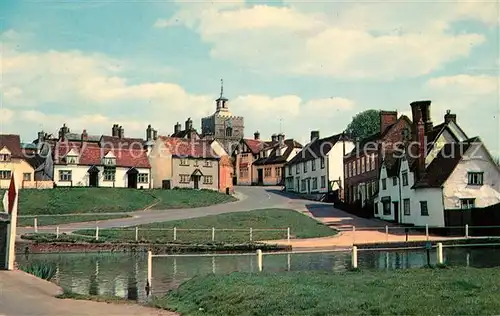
[[19, 262, 57, 281]]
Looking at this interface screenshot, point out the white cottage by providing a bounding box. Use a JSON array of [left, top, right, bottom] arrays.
[[284, 131, 354, 200]]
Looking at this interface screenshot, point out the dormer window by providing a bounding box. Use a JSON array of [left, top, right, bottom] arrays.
[[0, 154, 11, 162], [66, 155, 78, 164], [103, 157, 116, 165]]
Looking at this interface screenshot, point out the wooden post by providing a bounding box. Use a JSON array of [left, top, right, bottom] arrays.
[[256, 249, 263, 272], [212, 227, 215, 242], [34, 218, 38, 233], [135, 227, 139, 242], [147, 250, 152, 292], [351, 246, 358, 269], [287, 227, 290, 244], [385, 225, 389, 242], [249, 227, 253, 242], [95, 226, 99, 241], [465, 224, 469, 239], [352, 225, 356, 245], [437, 242, 443, 265], [56, 226, 60, 239], [425, 224, 429, 241], [173, 227, 177, 241]]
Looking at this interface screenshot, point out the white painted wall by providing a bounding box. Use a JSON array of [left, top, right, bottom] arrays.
[[328, 141, 354, 190], [426, 129, 456, 166], [443, 144, 500, 209], [374, 163, 400, 222], [53, 164, 151, 188]]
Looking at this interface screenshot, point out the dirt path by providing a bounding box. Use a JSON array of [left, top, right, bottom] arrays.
[[0, 270, 178, 316]]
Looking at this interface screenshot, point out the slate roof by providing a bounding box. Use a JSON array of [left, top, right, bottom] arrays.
[[253, 139, 303, 166], [54, 142, 150, 168], [0, 134, 23, 158], [413, 137, 478, 188], [159, 137, 219, 159], [171, 128, 201, 139], [287, 133, 345, 165]]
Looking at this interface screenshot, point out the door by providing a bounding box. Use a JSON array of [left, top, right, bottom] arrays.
[[89, 172, 99, 187], [127, 173, 138, 189], [393, 201, 399, 223], [193, 176, 200, 189], [257, 169, 263, 185]]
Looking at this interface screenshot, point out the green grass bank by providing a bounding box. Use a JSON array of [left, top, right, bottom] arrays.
[[74, 208, 337, 243], [153, 268, 500, 316], [17, 214, 132, 227]]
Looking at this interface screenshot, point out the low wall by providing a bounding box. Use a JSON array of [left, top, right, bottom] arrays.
[[21, 181, 54, 189]]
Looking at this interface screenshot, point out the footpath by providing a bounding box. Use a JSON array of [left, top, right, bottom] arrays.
[[0, 270, 177, 316]]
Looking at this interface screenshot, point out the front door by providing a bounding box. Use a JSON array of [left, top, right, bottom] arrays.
[[193, 176, 200, 189], [393, 201, 399, 223], [257, 169, 263, 185], [128, 173, 138, 189], [89, 172, 99, 187]]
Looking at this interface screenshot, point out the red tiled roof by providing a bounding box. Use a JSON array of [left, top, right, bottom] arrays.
[[0, 134, 23, 158], [54, 141, 150, 168], [243, 139, 266, 154], [159, 136, 219, 159]]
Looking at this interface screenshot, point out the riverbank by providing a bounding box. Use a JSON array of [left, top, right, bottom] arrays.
[[153, 267, 500, 315]]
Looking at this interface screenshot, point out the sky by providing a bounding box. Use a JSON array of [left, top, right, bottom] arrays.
[[1, 0, 499, 155]]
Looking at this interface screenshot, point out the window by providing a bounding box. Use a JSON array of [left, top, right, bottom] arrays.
[[264, 167, 272, 177], [369, 154, 374, 171], [382, 200, 391, 215], [312, 177, 318, 190], [179, 174, 191, 183], [0, 170, 11, 179], [138, 173, 149, 183], [382, 179, 387, 190], [345, 164, 348, 178], [239, 167, 248, 178], [461, 198, 476, 209], [66, 155, 78, 164], [303, 161, 307, 173], [23, 173, 31, 181], [403, 199, 410, 215], [0, 154, 11, 162], [349, 162, 353, 177], [275, 167, 281, 178], [288, 166, 292, 176], [301, 179, 306, 191], [361, 157, 365, 173], [225, 127, 233, 137], [393, 177, 397, 186], [420, 201, 429, 216], [467, 172, 483, 185], [402, 172, 409, 186], [180, 159, 189, 166], [296, 164, 300, 174], [103, 168, 116, 181], [320, 157, 325, 169], [204, 160, 213, 167], [312, 159, 316, 171], [320, 175, 326, 188], [59, 170, 72, 182], [203, 175, 213, 184], [103, 157, 116, 165]]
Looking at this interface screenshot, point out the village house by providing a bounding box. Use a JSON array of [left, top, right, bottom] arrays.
[[233, 131, 275, 185], [373, 102, 499, 227], [343, 111, 413, 207], [252, 133, 303, 186], [148, 136, 232, 192], [285, 131, 354, 201]]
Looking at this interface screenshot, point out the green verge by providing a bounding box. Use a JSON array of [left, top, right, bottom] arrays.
[[57, 290, 130, 304], [74, 208, 337, 243], [17, 214, 131, 227], [0, 187, 236, 215], [153, 268, 500, 316]]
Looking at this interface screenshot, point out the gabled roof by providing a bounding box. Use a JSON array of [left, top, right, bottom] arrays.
[[253, 139, 303, 166], [159, 136, 219, 159], [287, 133, 345, 165], [241, 138, 267, 154], [413, 137, 478, 188], [0, 134, 23, 158]]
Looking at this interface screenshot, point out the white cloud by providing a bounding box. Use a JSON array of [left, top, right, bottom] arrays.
[[426, 75, 499, 95], [156, 1, 493, 79]]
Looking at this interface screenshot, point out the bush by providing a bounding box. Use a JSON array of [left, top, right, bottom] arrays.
[[19, 262, 57, 281]]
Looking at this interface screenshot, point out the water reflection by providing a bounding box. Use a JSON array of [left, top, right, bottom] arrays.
[[17, 246, 500, 302]]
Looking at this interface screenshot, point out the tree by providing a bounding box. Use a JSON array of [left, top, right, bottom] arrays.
[[345, 109, 380, 141]]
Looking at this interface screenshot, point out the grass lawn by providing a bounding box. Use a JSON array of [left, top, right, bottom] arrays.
[[16, 214, 131, 227], [0, 188, 236, 215], [153, 268, 500, 316], [74, 208, 337, 243]]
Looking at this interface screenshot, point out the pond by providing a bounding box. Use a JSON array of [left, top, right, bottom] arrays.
[[16, 246, 500, 302]]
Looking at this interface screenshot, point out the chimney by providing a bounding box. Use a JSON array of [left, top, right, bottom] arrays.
[[444, 109, 456, 124], [185, 118, 193, 131], [271, 134, 277, 142], [254, 131, 260, 140], [277, 133, 285, 145], [59, 124, 69, 141], [37, 131, 45, 144], [417, 118, 426, 179], [153, 129, 158, 140], [174, 122, 181, 134], [146, 125, 152, 141], [118, 126, 124, 138], [310, 131, 320, 142], [410, 100, 433, 136], [379, 111, 398, 134], [81, 129, 88, 142]]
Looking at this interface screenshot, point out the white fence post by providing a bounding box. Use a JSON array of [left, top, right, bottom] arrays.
[[385, 225, 389, 242], [147, 250, 152, 292], [212, 227, 215, 242], [465, 224, 469, 239], [95, 226, 99, 241], [287, 227, 290, 244], [425, 224, 429, 241], [351, 246, 358, 269], [352, 226, 356, 245], [437, 242, 443, 265], [249, 228, 253, 242], [256, 249, 263, 272], [34, 218, 38, 233], [173, 227, 177, 241], [135, 227, 139, 242], [56, 226, 60, 239]]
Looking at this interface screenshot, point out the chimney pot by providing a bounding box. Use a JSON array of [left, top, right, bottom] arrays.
[[310, 131, 320, 142], [444, 109, 457, 124], [254, 131, 260, 140], [271, 134, 277, 143]]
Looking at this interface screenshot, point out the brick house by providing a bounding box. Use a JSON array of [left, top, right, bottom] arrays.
[[343, 110, 413, 207], [233, 131, 275, 185]]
